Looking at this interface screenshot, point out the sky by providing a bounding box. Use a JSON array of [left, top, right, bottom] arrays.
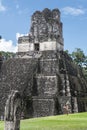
[[0, 0, 87, 54]]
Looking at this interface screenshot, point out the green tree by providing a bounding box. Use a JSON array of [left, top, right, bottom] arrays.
[[70, 48, 87, 80], [71, 48, 86, 67], [0, 51, 15, 60]]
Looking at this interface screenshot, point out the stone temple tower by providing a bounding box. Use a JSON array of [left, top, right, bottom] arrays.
[[17, 8, 87, 117], [18, 8, 64, 53], [0, 8, 87, 119]]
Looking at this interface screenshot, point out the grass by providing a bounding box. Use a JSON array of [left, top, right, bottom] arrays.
[[0, 121, 4, 130], [0, 112, 87, 130]]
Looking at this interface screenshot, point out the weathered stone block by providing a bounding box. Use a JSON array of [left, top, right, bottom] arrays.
[[32, 98, 55, 117], [36, 75, 58, 97], [4, 90, 21, 130]]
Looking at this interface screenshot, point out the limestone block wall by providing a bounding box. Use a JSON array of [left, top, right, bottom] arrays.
[[0, 58, 38, 116], [18, 43, 33, 52], [36, 75, 58, 97], [38, 51, 59, 74], [56, 42, 64, 51], [40, 41, 56, 51], [32, 98, 56, 117], [18, 41, 63, 53], [39, 59, 58, 74], [59, 51, 78, 76], [0, 50, 87, 118]]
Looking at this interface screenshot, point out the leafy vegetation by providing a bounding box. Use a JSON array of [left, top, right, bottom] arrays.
[[65, 48, 87, 80], [71, 48, 86, 67], [0, 121, 4, 130], [0, 51, 15, 60], [0, 112, 87, 130]]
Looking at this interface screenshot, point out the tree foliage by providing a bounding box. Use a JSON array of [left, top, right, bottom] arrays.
[[71, 48, 86, 67], [0, 51, 15, 60], [65, 48, 87, 80]]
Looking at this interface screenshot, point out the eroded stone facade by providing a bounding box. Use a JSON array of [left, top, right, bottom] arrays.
[[18, 8, 64, 53], [4, 90, 21, 130], [0, 8, 87, 119]]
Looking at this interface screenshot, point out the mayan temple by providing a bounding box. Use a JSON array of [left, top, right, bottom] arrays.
[[0, 8, 87, 119]]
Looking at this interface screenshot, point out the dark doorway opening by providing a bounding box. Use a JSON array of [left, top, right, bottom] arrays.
[[34, 43, 39, 51]]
